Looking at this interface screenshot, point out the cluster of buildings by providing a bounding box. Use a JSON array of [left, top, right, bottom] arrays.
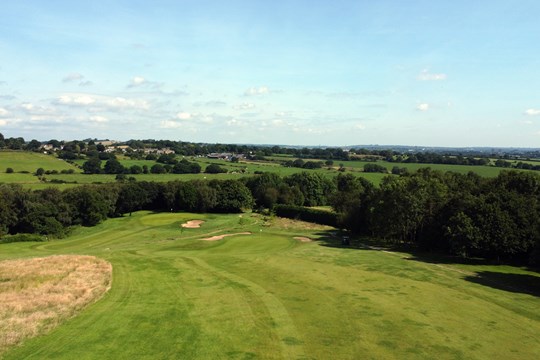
[[39, 140, 241, 160]]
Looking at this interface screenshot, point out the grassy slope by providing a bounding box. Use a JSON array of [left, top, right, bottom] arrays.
[[0, 151, 79, 187], [0, 151, 77, 173], [1, 212, 539, 359]]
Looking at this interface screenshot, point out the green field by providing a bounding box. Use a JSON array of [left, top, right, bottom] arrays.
[[0, 151, 78, 173], [1, 212, 539, 359], [1, 151, 537, 190]]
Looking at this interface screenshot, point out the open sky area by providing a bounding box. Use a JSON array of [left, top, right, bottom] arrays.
[[0, 0, 539, 147]]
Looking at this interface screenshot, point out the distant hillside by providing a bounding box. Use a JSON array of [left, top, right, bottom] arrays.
[[0, 151, 78, 173]]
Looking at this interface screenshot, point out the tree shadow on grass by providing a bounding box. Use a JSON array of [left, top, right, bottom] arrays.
[[313, 229, 396, 251], [463, 271, 540, 297], [313, 230, 540, 297]]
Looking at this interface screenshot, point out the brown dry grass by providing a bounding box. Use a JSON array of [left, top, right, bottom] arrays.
[[181, 220, 205, 228], [201, 232, 252, 241], [0, 255, 112, 355], [293, 236, 313, 242], [271, 217, 334, 231]]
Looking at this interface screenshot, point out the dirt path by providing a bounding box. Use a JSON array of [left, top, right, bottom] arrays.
[[201, 232, 252, 241], [293, 236, 312, 242]]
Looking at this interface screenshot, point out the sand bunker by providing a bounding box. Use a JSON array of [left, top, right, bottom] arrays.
[[201, 232, 252, 241], [181, 220, 205, 228], [294, 236, 313, 242]]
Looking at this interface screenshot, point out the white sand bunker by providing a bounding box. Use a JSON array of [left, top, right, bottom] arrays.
[[201, 232, 252, 241], [181, 220, 205, 228], [294, 236, 313, 242]]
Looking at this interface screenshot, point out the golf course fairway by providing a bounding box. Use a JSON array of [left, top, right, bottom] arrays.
[[0, 211, 539, 359]]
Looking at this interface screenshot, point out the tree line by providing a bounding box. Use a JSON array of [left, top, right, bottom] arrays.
[[329, 170, 540, 265], [1, 165, 539, 266]]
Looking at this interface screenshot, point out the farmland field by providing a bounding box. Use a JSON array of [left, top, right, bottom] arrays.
[[1, 151, 538, 190], [1, 212, 539, 359]]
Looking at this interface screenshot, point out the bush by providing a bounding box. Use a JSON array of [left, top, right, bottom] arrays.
[[205, 164, 227, 174], [363, 163, 388, 173], [0, 233, 46, 244], [6, 167, 14, 173]]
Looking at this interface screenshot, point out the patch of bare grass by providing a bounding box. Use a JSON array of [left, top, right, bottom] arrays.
[[293, 236, 313, 242], [271, 217, 334, 231], [201, 232, 252, 241], [0, 255, 112, 355]]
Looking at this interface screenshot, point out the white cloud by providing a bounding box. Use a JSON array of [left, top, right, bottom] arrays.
[[62, 73, 92, 87], [272, 119, 285, 126], [79, 80, 93, 87], [176, 112, 191, 120], [244, 86, 269, 96], [226, 118, 245, 127], [160, 120, 183, 129], [89, 115, 108, 123], [106, 97, 149, 110], [234, 102, 255, 110], [524, 109, 540, 116], [417, 103, 430, 111], [355, 123, 366, 130], [418, 69, 447, 81], [128, 76, 163, 89], [0, 119, 6, 126], [194, 100, 226, 107], [57, 94, 96, 106], [54, 93, 150, 112], [130, 76, 147, 87], [63, 73, 84, 83], [0, 107, 9, 117], [20, 103, 34, 111]]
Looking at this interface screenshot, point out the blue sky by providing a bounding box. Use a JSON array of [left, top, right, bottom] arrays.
[[0, 0, 539, 147]]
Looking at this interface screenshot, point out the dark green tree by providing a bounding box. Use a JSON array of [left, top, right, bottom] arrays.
[[82, 158, 102, 174]]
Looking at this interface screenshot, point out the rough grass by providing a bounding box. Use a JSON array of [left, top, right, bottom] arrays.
[[0, 255, 112, 356], [0, 212, 538, 359]]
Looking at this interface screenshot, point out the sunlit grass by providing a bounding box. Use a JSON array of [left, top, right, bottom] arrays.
[[1, 212, 538, 359]]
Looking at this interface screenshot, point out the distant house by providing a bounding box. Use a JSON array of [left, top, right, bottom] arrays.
[[140, 147, 175, 155], [104, 145, 132, 153], [96, 140, 116, 147], [207, 153, 245, 161], [40, 144, 61, 153]]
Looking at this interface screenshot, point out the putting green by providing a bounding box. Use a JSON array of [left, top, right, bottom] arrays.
[[1, 211, 539, 359]]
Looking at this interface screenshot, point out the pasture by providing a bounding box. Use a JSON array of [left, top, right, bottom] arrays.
[[0, 212, 539, 359], [2, 150, 534, 190]]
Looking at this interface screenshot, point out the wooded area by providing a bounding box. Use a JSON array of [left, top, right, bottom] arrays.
[[1, 168, 539, 266]]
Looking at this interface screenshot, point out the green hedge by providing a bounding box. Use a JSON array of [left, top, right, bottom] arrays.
[[274, 204, 338, 227], [0, 233, 47, 244]]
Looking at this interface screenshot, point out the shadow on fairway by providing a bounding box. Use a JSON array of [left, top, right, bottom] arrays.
[[314, 230, 540, 297], [314, 230, 393, 250], [463, 271, 540, 297]]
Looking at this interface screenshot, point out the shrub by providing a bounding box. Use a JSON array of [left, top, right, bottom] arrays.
[[0, 233, 46, 244]]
